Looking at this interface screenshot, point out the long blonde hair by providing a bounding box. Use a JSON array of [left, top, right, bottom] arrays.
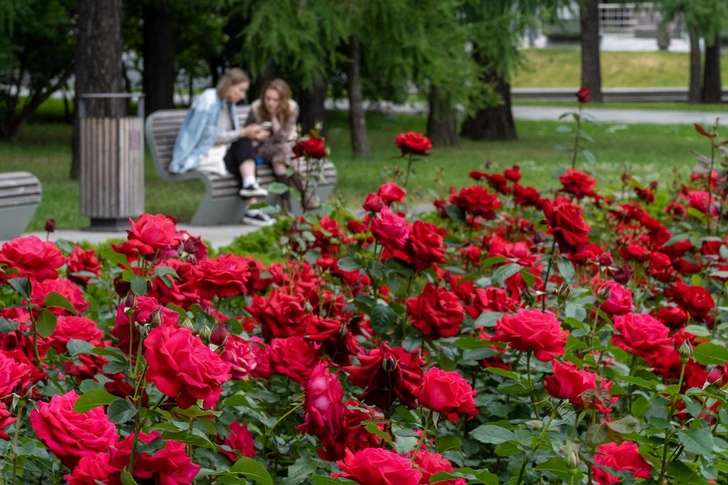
[[216, 68, 250, 99], [256, 78, 293, 125]]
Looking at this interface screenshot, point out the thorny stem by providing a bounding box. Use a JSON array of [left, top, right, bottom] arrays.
[[571, 103, 584, 170], [542, 238, 558, 312], [526, 351, 541, 419], [657, 357, 688, 483]]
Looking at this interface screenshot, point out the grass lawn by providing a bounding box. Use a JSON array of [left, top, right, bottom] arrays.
[[1, 110, 704, 232], [513, 99, 728, 113], [512, 49, 728, 88]]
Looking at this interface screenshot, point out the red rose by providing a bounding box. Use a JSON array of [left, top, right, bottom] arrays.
[[493, 309, 568, 362], [666, 281, 715, 318], [665, 202, 687, 219], [504, 165, 521, 182], [378, 182, 406, 204], [0, 235, 65, 281], [576, 87, 590, 103], [111, 295, 179, 353], [220, 334, 257, 380], [371, 207, 410, 252], [465, 287, 517, 319], [335, 448, 422, 485], [542, 199, 591, 254], [407, 284, 463, 339], [44, 316, 103, 353], [450, 186, 501, 219], [44, 218, 56, 233], [652, 306, 687, 330], [29, 391, 118, 468], [297, 362, 346, 442], [395, 132, 432, 156], [593, 441, 652, 485], [65, 452, 119, 485], [294, 137, 328, 159], [345, 343, 424, 410], [469, 170, 487, 181], [363, 193, 384, 213], [148, 259, 199, 308], [513, 183, 542, 208], [126, 213, 178, 256], [599, 281, 634, 316], [620, 241, 646, 261], [612, 313, 672, 360], [219, 422, 256, 462], [31, 278, 89, 315], [192, 254, 250, 299], [268, 336, 319, 384], [0, 349, 31, 397], [544, 360, 615, 412], [648, 251, 673, 282], [0, 403, 17, 440], [687, 190, 717, 216], [306, 314, 360, 366], [67, 246, 101, 287], [406, 221, 445, 272], [559, 169, 597, 199], [416, 367, 478, 421], [484, 173, 511, 195], [110, 432, 200, 485], [248, 290, 308, 340], [414, 450, 465, 485], [144, 325, 231, 409]]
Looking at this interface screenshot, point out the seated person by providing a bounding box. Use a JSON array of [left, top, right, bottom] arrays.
[[246, 78, 310, 212], [169, 68, 274, 227]]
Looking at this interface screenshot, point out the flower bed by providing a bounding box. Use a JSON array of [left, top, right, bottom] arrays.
[[1, 123, 728, 485]]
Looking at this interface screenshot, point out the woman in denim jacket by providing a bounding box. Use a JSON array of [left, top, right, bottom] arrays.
[[170, 68, 274, 226]]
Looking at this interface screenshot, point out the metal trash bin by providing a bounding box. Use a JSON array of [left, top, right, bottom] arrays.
[[78, 93, 145, 230]]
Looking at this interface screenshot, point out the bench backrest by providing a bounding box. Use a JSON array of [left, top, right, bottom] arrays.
[[146, 106, 251, 180], [0, 172, 42, 208]]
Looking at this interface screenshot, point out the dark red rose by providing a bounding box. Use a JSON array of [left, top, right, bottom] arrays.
[[504, 165, 521, 182], [612, 264, 632, 285], [31, 278, 89, 316], [192, 254, 250, 299], [67, 246, 101, 287], [335, 448, 422, 485], [513, 183, 542, 208], [110, 431, 200, 485], [345, 343, 424, 410], [268, 336, 319, 384], [415, 367, 478, 421], [493, 309, 568, 362], [126, 213, 178, 256], [469, 170, 488, 181], [395, 131, 432, 156], [576, 87, 590, 103], [219, 422, 255, 462], [219, 334, 257, 380], [64, 452, 119, 485], [612, 313, 672, 360], [648, 251, 673, 282], [484, 173, 511, 195], [0, 235, 65, 281], [148, 259, 199, 308], [599, 281, 633, 316], [559, 169, 597, 199], [305, 314, 359, 366], [111, 295, 179, 353], [407, 283, 463, 339], [542, 199, 591, 254], [593, 441, 652, 485], [652, 306, 688, 330], [544, 360, 615, 412], [44, 218, 56, 233], [666, 280, 715, 318], [450, 186, 502, 219], [406, 221, 445, 272], [377, 182, 406, 204], [665, 202, 687, 219], [248, 290, 308, 340], [294, 137, 328, 159], [363, 193, 384, 213], [414, 450, 466, 485], [297, 362, 346, 443]]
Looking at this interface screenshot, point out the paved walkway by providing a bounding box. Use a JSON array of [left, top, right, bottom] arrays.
[[513, 106, 727, 125]]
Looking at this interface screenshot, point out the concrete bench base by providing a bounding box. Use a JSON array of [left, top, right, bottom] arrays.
[[0, 171, 42, 240]]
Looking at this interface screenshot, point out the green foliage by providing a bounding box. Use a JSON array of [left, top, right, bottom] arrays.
[[216, 220, 288, 265]]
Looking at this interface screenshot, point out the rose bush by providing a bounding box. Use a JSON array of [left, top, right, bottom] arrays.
[[1, 121, 728, 485]]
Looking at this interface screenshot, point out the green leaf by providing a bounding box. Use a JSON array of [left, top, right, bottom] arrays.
[[473, 312, 504, 328], [311, 477, 357, 485], [73, 388, 120, 413], [365, 422, 395, 449], [337, 257, 361, 272], [605, 415, 641, 435], [471, 425, 517, 445], [483, 367, 520, 380], [693, 343, 728, 366], [492, 264, 523, 287], [131, 275, 147, 296], [535, 457, 583, 483], [684, 325, 711, 337], [453, 336, 491, 350], [482, 257, 507, 268], [370, 304, 395, 336], [36, 309, 57, 338], [556, 256, 575, 283], [120, 470, 138, 485], [520, 268, 535, 287], [8, 278, 31, 299], [43, 291, 78, 315], [67, 339, 95, 356], [101, 248, 131, 269], [230, 457, 274, 485], [136, 436, 165, 456], [677, 428, 714, 456], [0, 317, 18, 333], [444, 204, 466, 223], [437, 435, 462, 453], [266, 182, 290, 195], [152, 267, 179, 280], [107, 399, 137, 424], [586, 423, 607, 447]]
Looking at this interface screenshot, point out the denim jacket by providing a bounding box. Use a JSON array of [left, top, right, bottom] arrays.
[[169, 88, 240, 174]]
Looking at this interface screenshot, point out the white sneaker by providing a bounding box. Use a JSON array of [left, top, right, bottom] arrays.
[[243, 211, 275, 227], [239, 182, 268, 198]]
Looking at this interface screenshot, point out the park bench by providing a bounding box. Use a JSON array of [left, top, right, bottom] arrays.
[[145, 107, 337, 225], [0, 171, 42, 240]]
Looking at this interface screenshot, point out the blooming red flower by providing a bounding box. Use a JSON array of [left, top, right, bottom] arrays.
[[363, 193, 384, 213], [542, 199, 591, 254], [219, 422, 256, 462], [493, 309, 568, 362], [219, 334, 258, 380], [576, 87, 590, 103], [450, 186, 502, 219], [64, 452, 119, 485], [414, 450, 466, 485], [544, 360, 614, 412], [248, 290, 308, 340], [29, 391, 118, 468], [0, 235, 64, 281], [66, 246, 101, 287], [297, 362, 346, 443], [416, 367, 478, 421], [395, 132, 432, 156], [407, 284, 463, 339], [593, 441, 652, 485], [407, 221, 445, 272], [559, 169, 597, 199], [648, 251, 673, 283], [111, 295, 179, 353], [666, 281, 715, 319], [598, 281, 634, 316], [0, 402, 17, 440], [126, 213, 178, 256], [612, 313, 672, 360], [652, 306, 688, 330], [43, 316, 103, 353], [504, 165, 521, 182], [371, 207, 410, 252], [345, 343, 425, 410], [513, 183, 542, 208], [378, 182, 406, 204], [268, 336, 319, 384], [0, 349, 31, 397], [294, 137, 328, 159], [192, 254, 250, 299], [148, 259, 200, 308], [335, 448, 422, 485], [110, 431, 200, 485], [31, 278, 89, 316], [144, 325, 231, 409]]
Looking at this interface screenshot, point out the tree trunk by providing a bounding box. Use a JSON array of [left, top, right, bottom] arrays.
[[702, 35, 722, 104], [580, 0, 602, 102], [689, 26, 702, 104], [142, 0, 175, 116], [299, 81, 327, 138], [71, 0, 124, 179], [427, 86, 459, 147], [347, 39, 370, 157], [249, 62, 275, 103]]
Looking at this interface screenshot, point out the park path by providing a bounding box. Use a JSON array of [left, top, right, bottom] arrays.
[[513, 106, 727, 125]]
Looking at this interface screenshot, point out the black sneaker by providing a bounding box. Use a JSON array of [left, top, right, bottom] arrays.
[[239, 182, 268, 198], [243, 211, 275, 227]]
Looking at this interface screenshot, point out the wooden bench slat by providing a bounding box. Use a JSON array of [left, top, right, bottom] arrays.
[[0, 193, 42, 207]]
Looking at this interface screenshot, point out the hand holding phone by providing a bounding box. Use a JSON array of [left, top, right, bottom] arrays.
[[259, 121, 273, 132]]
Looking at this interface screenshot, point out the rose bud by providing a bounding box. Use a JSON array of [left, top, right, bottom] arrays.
[[149, 307, 163, 327], [44, 219, 56, 233], [123, 293, 136, 312], [707, 367, 723, 385], [210, 323, 229, 346], [597, 285, 612, 301], [598, 252, 613, 267], [678, 339, 693, 360], [613, 264, 632, 285]]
